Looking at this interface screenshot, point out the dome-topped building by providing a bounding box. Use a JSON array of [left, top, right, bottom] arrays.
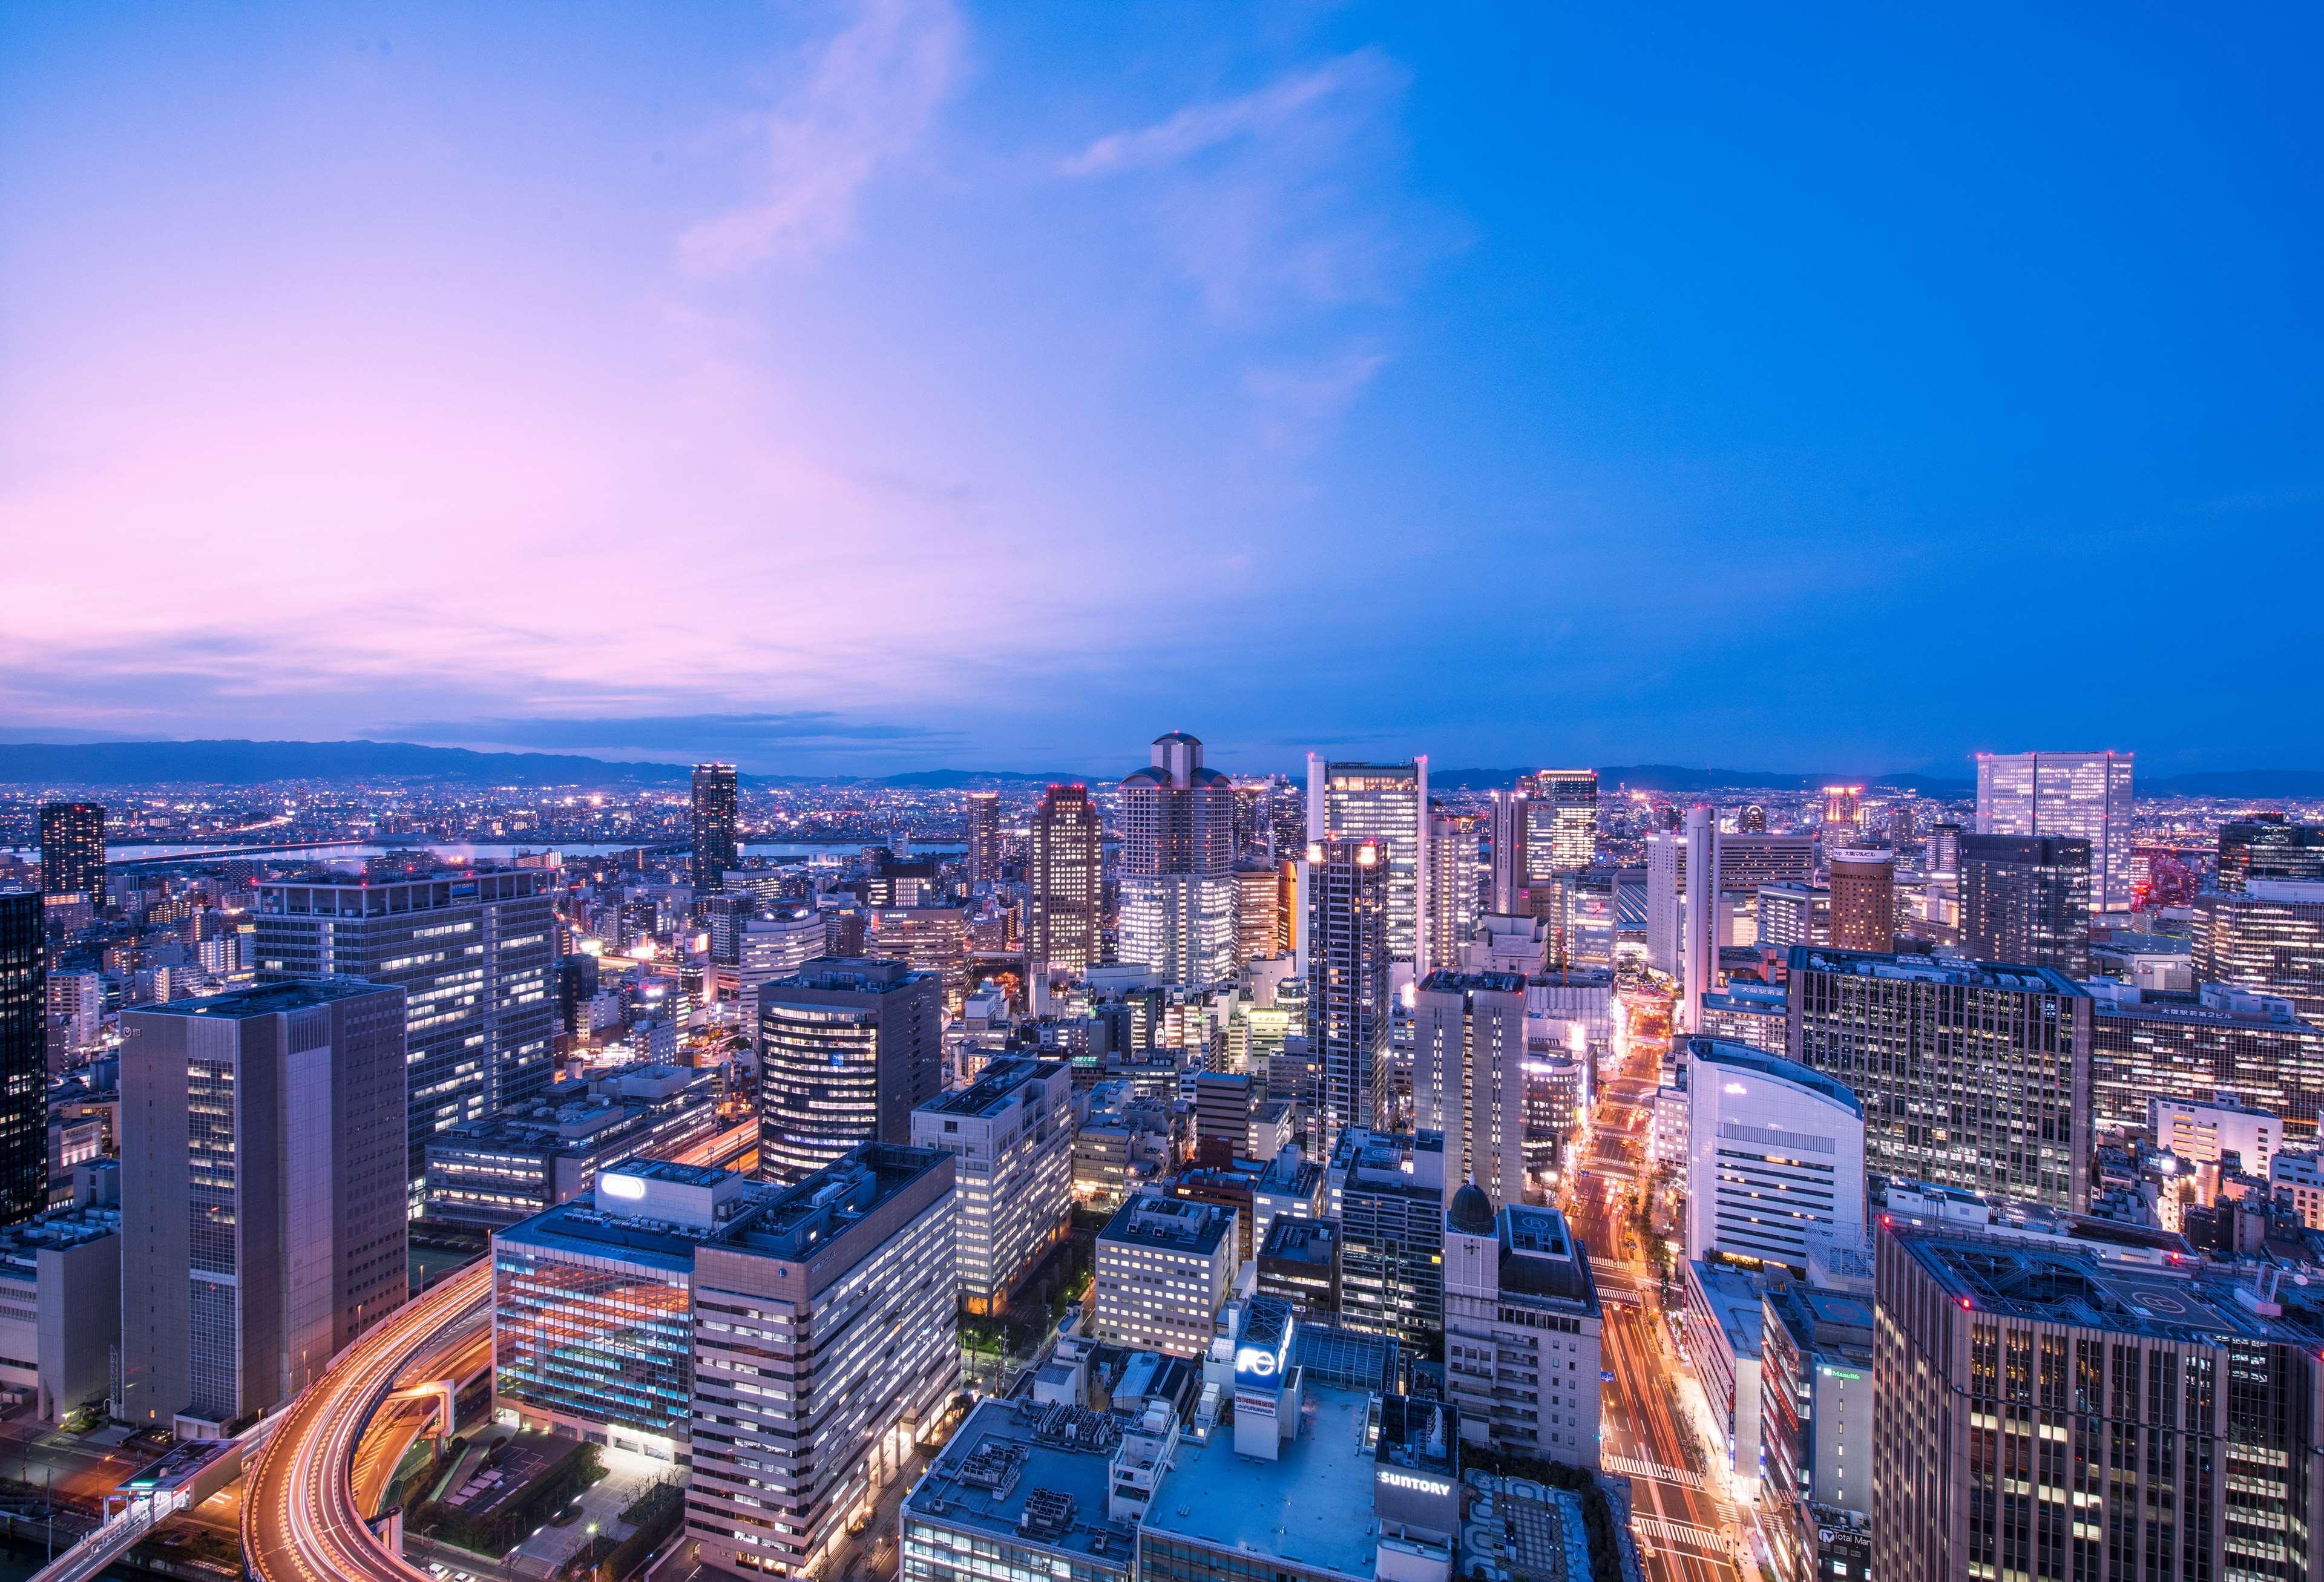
[[1448, 1177, 1497, 1236]]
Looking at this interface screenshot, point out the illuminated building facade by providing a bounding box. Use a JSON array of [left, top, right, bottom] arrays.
[[1974, 749, 2135, 911], [1120, 733, 1237, 988], [910, 1056, 1072, 1315], [1423, 810, 1479, 973], [1443, 1192, 1603, 1465], [1958, 834, 2090, 974], [1826, 848, 1896, 954], [1525, 769, 1600, 876], [965, 790, 1002, 889], [2193, 881, 2324, 1022], [1028, 784, 1101, 984], [1309, 757, 1428, 965], [0, 893, 39, 1227], [1307, 837, 1391, 1139], [1682, 1036, 1866, 1275], [254, 869, 556, 1208], [1787, 948, 2092, 1212], [757, 959, 941, 1183], [2218, 819, 2324, 893], [1091, 1193, 1238, 1357], [1413, 971, 1528, 1206], [36, 802, 105, 908]]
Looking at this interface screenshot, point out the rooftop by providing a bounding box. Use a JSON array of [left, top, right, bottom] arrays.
[[1140, 1382, 1385, 1581], [1416, 971, 1529, 996], [0, 1204, 120, 1275], [919, 1056, 1068, 1118], [131, 977, 396, 1020], [1892, 1226, 2324, 1347], [1788, 946, 2086, 997], [1261, 1216, 1338, 1269], [904, 1397, 1135, 1567], [1685, 1036, 1865, 1117], [1688, 1260, 1768, 1359], [1101, 1193, 1232, 1257]]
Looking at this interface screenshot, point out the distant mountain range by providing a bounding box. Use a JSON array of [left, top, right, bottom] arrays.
[[0, 739, 1097, 789], [0, 738, 2315, 799]]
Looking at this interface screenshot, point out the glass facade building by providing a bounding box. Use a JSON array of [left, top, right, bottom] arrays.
[[691, 763, 740, 893], [757, 959, 941, 1183], [1974, 750, 2135, 911], [36, 803, 105, 908], [1958, 834, 2092, 976], [1119, 734, 1236, 988], [1310, 758, 1428, 964], [493, 1236, 695, 1447], [0, 893, 44, 1227]]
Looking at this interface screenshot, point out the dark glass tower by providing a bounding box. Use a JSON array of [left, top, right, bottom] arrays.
[[38, 802, 105, 908], [1307, 836, 1390, 1141], [2218, 819, 2324, 893], [1959, 833, 2092, 975], [691, 763, 740, 892], [0, 893, 43, 1225]]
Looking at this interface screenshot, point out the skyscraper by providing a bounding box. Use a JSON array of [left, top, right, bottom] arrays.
[[964, 790, 1001, 888], [1876, 1223, 2324, 1582], [1233, 862, 1280, 968], [1788, 948, 2092, 1211], [1528, 770, 1599, 873], [1424, 809, 1480, 973], [1681, 1037, 1865, 1276], [36, 802, 104, 908], [2193, 882, 2324, 1022], [690, 763, 739, 892], [255, 870, 556, 1209], [757, 959, 942, 1182], [1738, 803, 1768, 834], [1958, 834, 2091, 974], [1820, 785, 1862, 833], [1413, 970, 1528, 1204], [1826, 848, 1896, 953], [1309, 756, 1428, 965], [1027, 784, 1100, 985], [0, 893, 44, 1226], [1683, 804, 1717, 1027], [117, 979, 409, 1431], [1975, 749, 2135, 912], [1308, 837, 1391, 1139], [1120, 732, 1236, 987], [2217, 819, 2324, 893], [1488, 789, 1528, 914]]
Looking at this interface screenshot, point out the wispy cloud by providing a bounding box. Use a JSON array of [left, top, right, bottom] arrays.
[[1243, 348, 1388, 454], [680, 0, 963, 275], [1060, 49, 1452, 322]]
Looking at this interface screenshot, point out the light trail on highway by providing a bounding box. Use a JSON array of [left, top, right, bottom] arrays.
[[242, 1259, 493, 1582]]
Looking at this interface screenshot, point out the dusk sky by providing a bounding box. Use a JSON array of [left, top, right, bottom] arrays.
[[4, 5, 2317, 778]]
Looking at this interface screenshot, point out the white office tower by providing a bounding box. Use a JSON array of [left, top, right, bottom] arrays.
[[684, 1144, 959, 1580], [1119, 732, 1237, 988], [1975, 750, 2135, 912], [1308, 755, 1430, 965], [1683, 804, 1717, 1030], [1443, 1186, 1603, 1466], [1423, 810, 1479, 974], [1682, 1037, 1866, 1277], [909, 1057, 1074, 1316], [1091, 1193, 1239, 1357], [1646, 830, 1683, 973], [1413, 972, 1529, 1206], [736, 903, 827, 1039]]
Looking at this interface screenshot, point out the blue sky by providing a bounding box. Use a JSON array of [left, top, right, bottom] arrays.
[[2, 4, 2316, 776]]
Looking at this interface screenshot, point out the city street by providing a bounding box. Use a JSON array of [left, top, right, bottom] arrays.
[[1564, 988, 1759, 1582]]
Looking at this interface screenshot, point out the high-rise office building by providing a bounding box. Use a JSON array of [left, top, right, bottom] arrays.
[[1788, 948, 2092, 1211], [36, 803, 105, 908], [255, 870, 556, 1207], [1826, 848, 1896, 954], [1738, 804, 1768, 834], [1716, 834, 1817, 891], [1307, 837, 1391, 1139], [1488, 790, 1528, 914], [1875, 1223, 2324, 1582], [736, 902, 828, 1039], [690, 763, 740, 892], [1232, 863, 1281, 968], [964, 790, 1002, 888], [1027, 783, 1100, 985], [1230, 777, 1276, 861], [1413, 971, 1529, 1205], [0, 894, 44, 1226], [1443, 1193, 1603, 1466], [117, 980, 409, 1431], [1820, 785, 1862, 833], [1683, 804, 1718, 1026], [1091, 1193, 1239, 1357], [1761, 1284, 1873, 1582], [2193, 881, 2324, 1022], [1682, 1037, 1866, 1276], [1309, 756, 1429, 964], [1975, 749, 2135, 911], [758, 959, 941, 1183], [1120, 733, 1236, 988], [1423, 810, 1480, 973], [1327, 1128, 1448, 1351], [1926, 822, 1963, 876], [2089, 983, 2324, 1134], [1958, 834, 2091, 974], [1523, 770, 1599, 876], [2218, 819, 2324, 893], [910, 1056, 1072, 1316]]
